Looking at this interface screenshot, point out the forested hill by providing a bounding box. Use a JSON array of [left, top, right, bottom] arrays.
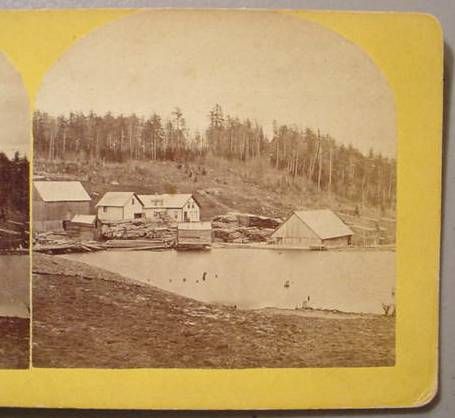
[[33, 105, 396, 213], [0, 152, 29, 221]]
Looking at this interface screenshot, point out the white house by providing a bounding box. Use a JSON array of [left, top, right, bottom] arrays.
[[271, 209, 353, 248], [139, 193, 200, 222], [95, 192, 144, 222]]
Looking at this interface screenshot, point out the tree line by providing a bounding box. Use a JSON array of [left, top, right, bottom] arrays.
[[33, 105, 395, 210], [0, 152, 29, 219], [270, 124, 395, 210], [33, 109, 203, 163]]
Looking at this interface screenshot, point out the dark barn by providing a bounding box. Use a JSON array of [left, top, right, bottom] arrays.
[[33, 181, 92, 232]]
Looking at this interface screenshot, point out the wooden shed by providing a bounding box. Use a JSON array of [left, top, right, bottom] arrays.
[[177, 221, 212, 250], [33, 181, 91, 232], [271, 209, 353, 248], [66, 214, 97, 241]]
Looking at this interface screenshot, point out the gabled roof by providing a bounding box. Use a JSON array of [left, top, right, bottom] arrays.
[[34, 181, 91, 202], [139, 193, 195, 209], [96, 192, 143, 207], [293, 209, 353, 239]]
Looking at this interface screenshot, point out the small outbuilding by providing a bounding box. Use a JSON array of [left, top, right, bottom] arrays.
[[66, 214, 98, 241], [33, 181, 91, 232], [139, 193, 201, 222], [177, 221, 212, 249], [271, 209, 353, 248], [96, 192, 144, 222]]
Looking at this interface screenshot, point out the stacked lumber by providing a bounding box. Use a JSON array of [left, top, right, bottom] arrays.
[[100, 220, 177, 243], [212, 212, 281, 229], [212, 212, 281, 243], [33, 231, 103, 254], [104, 239, 172, 250]]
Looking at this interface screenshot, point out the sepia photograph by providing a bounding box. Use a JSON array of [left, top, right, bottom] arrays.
[[31, 10, 396, 369], [0, 53, 30, 369]]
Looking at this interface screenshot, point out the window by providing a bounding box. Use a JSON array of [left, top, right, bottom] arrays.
[[132, 198, 135, 205], [103, 207, 107, 213]]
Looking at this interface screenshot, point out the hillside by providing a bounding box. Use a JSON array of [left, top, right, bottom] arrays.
[[34, 157, 394, 220], [34, 157, 395, 245]]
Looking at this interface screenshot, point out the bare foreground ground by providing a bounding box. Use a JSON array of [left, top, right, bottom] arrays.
[[32, 254, 395, 368], [0, 317, 29, 369]]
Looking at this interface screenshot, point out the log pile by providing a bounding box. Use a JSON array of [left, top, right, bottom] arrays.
[[33, 231, 172, 254], [33, 212, 282, 252], [211, 213, 281, 243], [33, 232, 104, 254], [100, 220, 177, 244], [104, 239, 172, 250]]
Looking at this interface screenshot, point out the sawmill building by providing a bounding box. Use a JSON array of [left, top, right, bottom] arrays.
[[33, 181, 92, 232], [271, 209, 353, 248]]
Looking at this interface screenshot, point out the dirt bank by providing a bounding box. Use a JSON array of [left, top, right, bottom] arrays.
[[32, 254, 395, 368], [0, 317, 29, 369]]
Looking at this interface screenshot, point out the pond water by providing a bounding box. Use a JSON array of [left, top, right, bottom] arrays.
[[64, 248, 395, 314], [0, 255, 30, 318]]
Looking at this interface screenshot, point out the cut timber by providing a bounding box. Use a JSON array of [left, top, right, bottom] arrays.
[[104, 239, 172, 250], [176, 244, 211, 251], [309, 244, 327, 251]]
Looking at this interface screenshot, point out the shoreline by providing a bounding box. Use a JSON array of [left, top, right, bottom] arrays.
[[212, 242, 396, 252], [32, 254, 395, 368], [57, 253, 386, 320], [60, 252, 389, 319], [34, 238, 396, 255], [253, 306, 385, 320], [59, 251, 393, 318]]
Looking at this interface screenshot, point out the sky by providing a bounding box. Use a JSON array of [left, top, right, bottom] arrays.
[[0, 53, 30, 158], [37, 10, 396, 157]]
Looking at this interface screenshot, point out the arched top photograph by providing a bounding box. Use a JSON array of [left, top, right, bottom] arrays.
[[32, 10, 396, 370]]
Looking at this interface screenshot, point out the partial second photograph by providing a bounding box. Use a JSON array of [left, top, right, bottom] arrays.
[[0, 53, 30, 369], [32, 10, 396, 369]]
